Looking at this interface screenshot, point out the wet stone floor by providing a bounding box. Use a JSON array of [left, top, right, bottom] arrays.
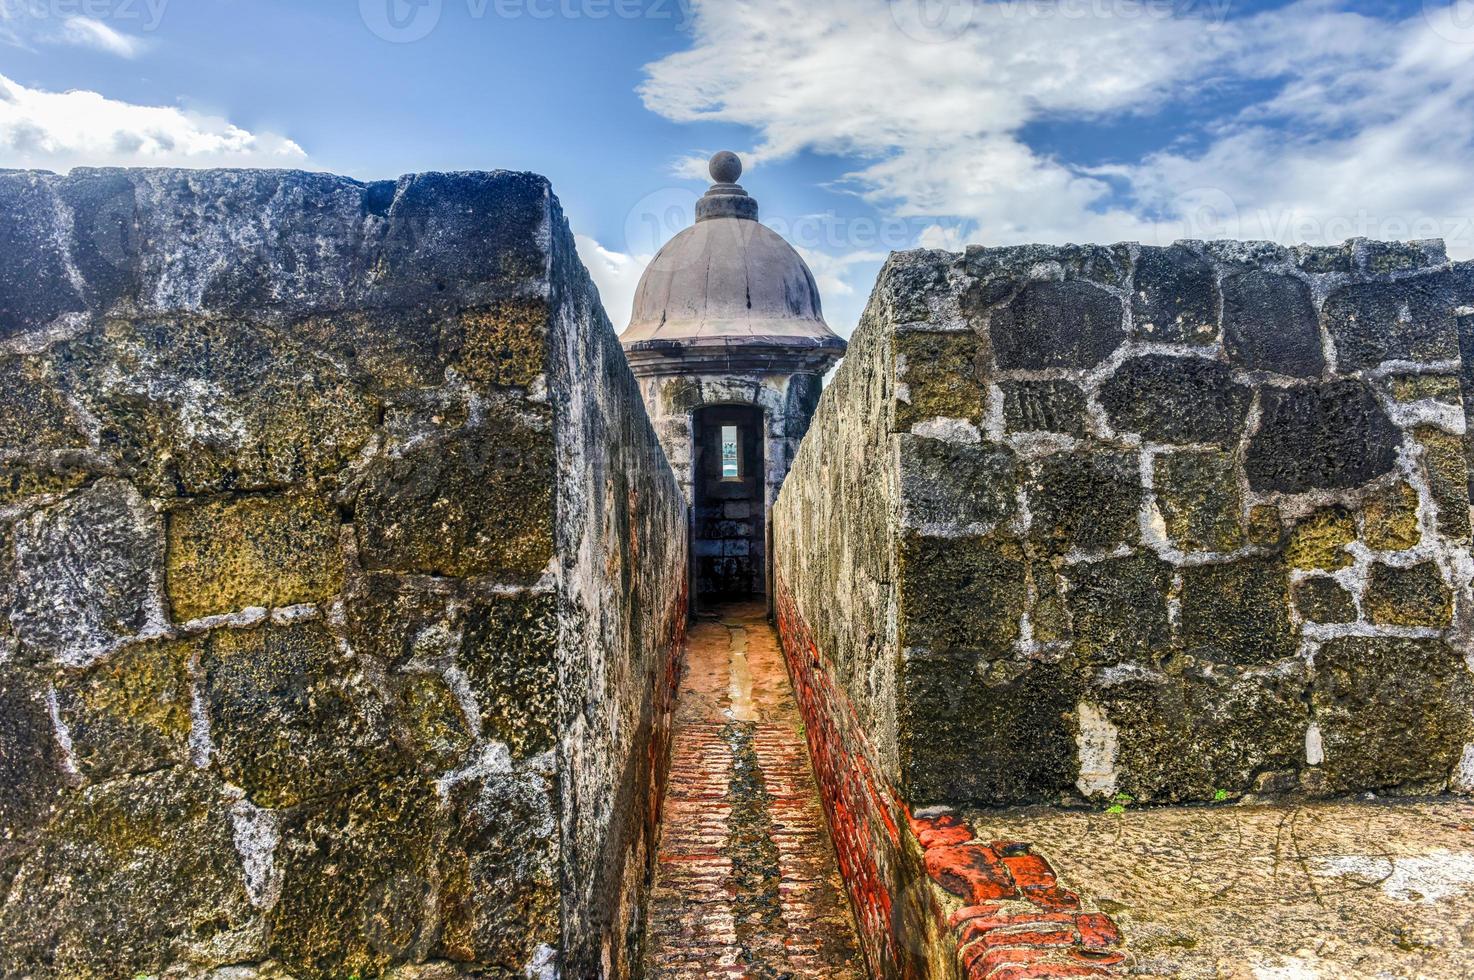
[[644, 601, 867, 979]]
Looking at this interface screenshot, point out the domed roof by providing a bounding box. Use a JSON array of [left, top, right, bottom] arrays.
[[621, 153, 845, 374]]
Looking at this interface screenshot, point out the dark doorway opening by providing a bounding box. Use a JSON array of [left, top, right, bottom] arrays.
[[692, 405, 765, 604]]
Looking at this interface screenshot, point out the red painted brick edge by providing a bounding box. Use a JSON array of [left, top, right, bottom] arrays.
[[910, 809, 1125, 979], [775, 574, 1126, 979]]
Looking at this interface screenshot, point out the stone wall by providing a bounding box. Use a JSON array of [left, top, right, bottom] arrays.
[[0, 167, 686, 979], [773, 238, 1474, 976]]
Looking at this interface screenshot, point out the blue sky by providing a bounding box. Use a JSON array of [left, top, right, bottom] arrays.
[[4, 0, 1474, 336]]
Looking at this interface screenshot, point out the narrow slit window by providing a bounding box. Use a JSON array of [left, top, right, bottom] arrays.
[[721, 425, 741, 480]]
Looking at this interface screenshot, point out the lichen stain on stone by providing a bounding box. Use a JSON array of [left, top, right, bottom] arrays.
[[892, 330, 985, 428], [1363, 481, 1423, 551], [166, 491, 343, 621], [54, 635, 197, 779], [1284, 506, 1357, 570], [1364, 561, 1453, 627], [0, 768, 260, 978], [456, 299, 550, 389], [1391, 373, 1463, 404], [1415, 424, 1473, 539]]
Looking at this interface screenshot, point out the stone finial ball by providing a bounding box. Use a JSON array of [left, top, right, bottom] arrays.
[[709, 151, 742, 184]]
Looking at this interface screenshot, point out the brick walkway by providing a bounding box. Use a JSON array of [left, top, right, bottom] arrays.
[[645, 601, 867, 979]]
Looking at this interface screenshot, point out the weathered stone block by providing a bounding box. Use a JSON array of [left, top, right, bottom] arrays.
[[1094, 658, 1308, 803], [1414, 425, 1472, 539], [0, 356, 88, 454], [898, 534, 1026, 652], [894, 330, 984, 427], [1221, 272, 1324, 377], [295, 309, 454, 391], [435, 756, 559, 970], [1246, 381, 1401, 493], [1130, 245, 1218, 344], [1180, 557, 1296, 666], [167, 492, 342, 620], [455, 299, 549, 389], [0, 175, 91, 338], [1364, 561, 1452, 627], [1100, 355, 1252, 447], [898, 435, 1018, 535], [1322, 280, 1459, 371], [1060, 553, 1173, 667], [54, 636, 196, 779], [0, 768, 259, 978], [1153, 450, 1245, 552], [1285, 506, 1357, 570], [1026, 449, 1141, 554], [1356, 239, 1445, 275], [1293, 576, 1357, 623], [1313, 637, 1474, 792], [0, 670, 67, 850], [355, 406, 555, 581], [460, 592, 559, 758], [11, 479, 161, 665], [900, 652, 1076, 804], [387, 669, 476, 771], [62, 317, 378, 495], [989, 280, 1125, 370], [203, 621, 398, 807], [1362, 481, 1422, 551], [999, 379, 1087, 436], [271, 776, 442, 978], [343, 572, 461, 665]]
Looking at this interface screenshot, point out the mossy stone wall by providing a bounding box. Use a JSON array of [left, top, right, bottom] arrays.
[[0, 168, 686, 979], [776, 239, 1474, 811]]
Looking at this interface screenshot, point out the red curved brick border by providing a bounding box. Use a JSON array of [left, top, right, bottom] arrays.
[[775, 577, 1125, 979], [910, 809, 1124, 979]]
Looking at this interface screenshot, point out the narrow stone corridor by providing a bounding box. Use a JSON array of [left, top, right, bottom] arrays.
[[644, 602, 867, 979]]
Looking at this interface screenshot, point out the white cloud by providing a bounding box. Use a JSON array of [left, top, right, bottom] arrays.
[[59, 16, 147, 58], [0, 73, 308, 171], [576, 233, 651, 334], [639, 0, 1474, 259]]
